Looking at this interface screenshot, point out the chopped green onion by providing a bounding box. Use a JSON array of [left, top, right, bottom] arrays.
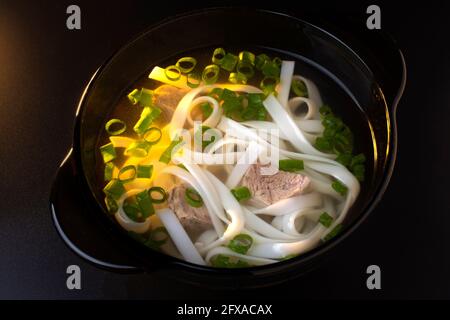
[[159, 138, 183, 164], [124, 140, 151, 157], [319, 105, 333, 116], [186, 72, 201, 88], [291, 79, 308, 97], [127, 88, 153, 106], [200, 102, 213, 118], [208, 87, 223, 100], [323, 224, 343, 242], [118, 165, 136, 183], [136, 190, 155, 218], [315, 137, 333, 152], [228, 234, 253, 254], [335, 153, 353, 167], [104, 162, 114, 181], [352, 164, 365, 182], [221, 89, 243, 118], [351, 153, 366, 167], [236, 61, 254, 79], [194, 125, 215, 150], [184, 188, 203, 207], [136, 164, 153, 179], [100, 142, 116, 163], [273, 57, 282, 68], [133, 106, 162, 135], [279, 159, 304, 172], [177, 163, 187, 171], [212, 47, 226, 65], [261, 60, 281, 77], [210, 254, 250, 268], [105, 119, 126, 136], [148, 186, 168, 204], [260, 76, 278, 96], [123, 198, 141, 222], [202, 64, 220, 84], [332, 180, 348, 196], [280, 254, 298, 261], [103, 179, 125, 200], [149, 226, 169, 246], [255, 53, 270, 70], [238, 51, 255, 65], [220, 53, 238, 72], [319, 212, 334, 228], [164, 65, 181, 81], [228, 72, 247, 84], [176, 57, 197, 74], [143, 127, 162, 145], [231, 186, 251, 202], [105, 196, 118, 214]]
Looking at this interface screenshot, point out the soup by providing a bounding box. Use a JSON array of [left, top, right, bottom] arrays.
[[97, 47, 368, 268]]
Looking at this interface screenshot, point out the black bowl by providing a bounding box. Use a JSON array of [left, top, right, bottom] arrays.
[[50, 8, 406, 288]]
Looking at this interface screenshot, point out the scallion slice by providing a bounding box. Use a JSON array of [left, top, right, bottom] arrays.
[[184, 188, 203, 207], [279, 159, 304, 172], [136, 164, 153, 179], [186, 72, 201, 88], [136, 190, 155, 218], [261, 60, 281, 77], [319, 212, 334, 228], [231, 186, 251, 202], [149, 186, 168, 204], [118, 165, 136, 183], [332, 180, 348, 196], [100, 142, 116, 163], [159, 138, 183, 164], [236, 61, 254, 79], [124, 141, 151, 158], [228, 72, 247, 84], [105, 196, 118, 214], [238, 51, 255, 65], [164, 65, 182, 81], [202, 64, 220, 84], [323, 224, 343, 242], [127, 88, 153, 106], [133, 106, 162, 135], [103, 179, 125, 200], [212, 47, 226, 65], [149, 226, 169, 246], [260, 76, 278, 96], [104, 162, 114, 181], [105, 119, 126, 136], [255, 53, 270, 70], [176, 57, 197, 74], [143, 127, 162, 145], [220, 53, 238, 72], [210, 254, 250, 268], [228, 234, 253, 254], [291, 79, 308, 97]]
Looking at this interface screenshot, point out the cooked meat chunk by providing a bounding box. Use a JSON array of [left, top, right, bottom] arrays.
[[153, 85, 188, 120], [168, 184, 212, 236], [241, 163, 311, 206]]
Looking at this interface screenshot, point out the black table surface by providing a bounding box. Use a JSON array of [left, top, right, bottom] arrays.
[[1, 0, 449, 299]]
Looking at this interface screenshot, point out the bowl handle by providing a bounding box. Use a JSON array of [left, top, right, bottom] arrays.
[[50, 150, 142, 273]]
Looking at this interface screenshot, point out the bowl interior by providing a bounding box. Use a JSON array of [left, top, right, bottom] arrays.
[[77, 8, 391, 269]]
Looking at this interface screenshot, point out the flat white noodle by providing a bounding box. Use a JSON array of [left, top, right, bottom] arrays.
[[277, 61, 295, 109], [157, 208, 205, 265], [114, 189, 151, 234]]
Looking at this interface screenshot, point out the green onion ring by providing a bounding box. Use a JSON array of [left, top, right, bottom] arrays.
[[238, 51, 256, 65], [105, 119, 126, 136], [273, 57, 282, 67], [184, 188, 203, 207], [124, 141, 151, 157], [150, 226, 169, 246], [228, 72, 247, 84], [164, 65, 182, 81], [260, 76, 279, 89], [118, 165, 137, 183], [176, 57, 197, 74], [187, 72, 201, 88], [148, 186, 168, 204], [212, 47, 226, 65], [143, 127, 162, 145], [236, 62, 255, 79], [202, 64, 220, 84]]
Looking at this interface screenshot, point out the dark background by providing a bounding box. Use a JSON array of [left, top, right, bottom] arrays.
[[0, 0, 449, 299]]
